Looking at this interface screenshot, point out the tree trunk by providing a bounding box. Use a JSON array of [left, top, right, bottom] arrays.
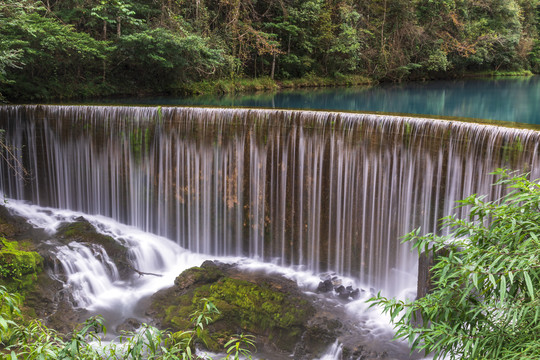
[[161, 4, 166, 26], [271, 53, 276, 80], [103, 20, 107, 40], [254, 53, 257, 78], [381, 0, 387, 50], [288, 34, 291, 54], [117, 17, 121, 37]]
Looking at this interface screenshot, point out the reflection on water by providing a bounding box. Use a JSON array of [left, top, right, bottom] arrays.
[[76, 76, 540, 124]]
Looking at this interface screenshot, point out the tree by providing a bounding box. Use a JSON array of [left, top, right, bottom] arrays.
[[325, 1, 367, 75], [112, 28, 226, 89], [0, 1, 109, 100], [370, 169, 540, 360], [0, 47, 22, 102], [90, 0, 143, 39], [0, 1, 29, 101], [267, 0, 325, 78]]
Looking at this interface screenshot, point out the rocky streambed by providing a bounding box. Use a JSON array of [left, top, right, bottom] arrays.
[[0, 205, 421, 359]]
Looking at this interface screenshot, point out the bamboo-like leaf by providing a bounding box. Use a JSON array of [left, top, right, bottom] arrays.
[[0, 317, 7, 331], [500, 276, 506, 302], [524, 272, 535, 300], [489, 274, 497, 288], [509, 270, 515, 283], [472, 272, 479, 289]]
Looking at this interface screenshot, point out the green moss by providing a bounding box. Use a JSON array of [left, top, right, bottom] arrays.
[[165, 294, 193, 329], [57, 220, 127, 264], [153, 265, 314, 352], [178, 74, 371, 96], [463, 69, 534, 78], [280, 74, 371, 88], [58, 221, 94, 239], [0, 237, 43, 292], [195, 278, 309, 331], [180, 77, 279, 95], [173, 266, 224, 289]]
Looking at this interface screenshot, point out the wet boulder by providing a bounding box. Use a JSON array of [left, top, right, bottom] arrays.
[[316, 279, 333, 293], [317, 275, 361, 301], [336, 285, 360, 300], [55, 218, 133, 279], [24, 270, 89, 336], [147, 261, 340, 359], [0, 205, 32, 239], [116, 318, 142, 333]]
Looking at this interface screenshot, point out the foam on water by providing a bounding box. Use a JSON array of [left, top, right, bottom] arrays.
[[2, 197, 221, 319], [2, 196, 417, 358]]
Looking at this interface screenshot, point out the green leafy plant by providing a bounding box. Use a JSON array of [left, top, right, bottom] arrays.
[[0, 285, 22, 344], [1, 284, 256, 360], [225, 334, 256, 360], [1, 283, 102, 359], [369, 169, 540, 360]]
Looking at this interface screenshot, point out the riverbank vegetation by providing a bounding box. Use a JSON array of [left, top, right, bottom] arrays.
[[1, 286, 255, 359], [0, 208, 261, 359], [371, 170, 540, 360], [1, 0, 540, 101]]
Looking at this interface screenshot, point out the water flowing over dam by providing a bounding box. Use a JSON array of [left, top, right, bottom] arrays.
[[2, 105, 540, 295]]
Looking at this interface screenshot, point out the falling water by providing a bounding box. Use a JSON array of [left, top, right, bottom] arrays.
[[1, 198, 214, 327], [1, 197, 408, 359], [54, 241, 122, 308], [318, 341, 343, 360], [2, 105, 540, 296]]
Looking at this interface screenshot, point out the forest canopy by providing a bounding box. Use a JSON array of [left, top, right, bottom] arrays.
[[1, 0, 540, 101]]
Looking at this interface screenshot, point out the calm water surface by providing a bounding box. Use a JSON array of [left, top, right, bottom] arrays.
[[84, 76, 540, 125]]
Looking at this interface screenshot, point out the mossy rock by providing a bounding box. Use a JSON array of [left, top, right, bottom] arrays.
[[0, 205, 33, 239], [56, 218, 132, 278], [0, 237, 43, 292], [173, 262, 225, 290], [57, 218, 116, 248], [22, 270, 88, 335], [149, 261, 316, 354]]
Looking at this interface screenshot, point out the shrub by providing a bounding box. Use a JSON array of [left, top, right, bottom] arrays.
[[370, 169, 540, 360], [0, 285, 253, 359]]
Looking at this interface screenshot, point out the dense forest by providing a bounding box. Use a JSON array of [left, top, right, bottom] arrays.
[[1, 0, 540, 101]]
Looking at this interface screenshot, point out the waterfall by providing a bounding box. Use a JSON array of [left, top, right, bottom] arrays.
[[318, 341, 343, 360], [54, 241, 122, 308], [1, 198, 213, 326], [2, 105, 540, 295]]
